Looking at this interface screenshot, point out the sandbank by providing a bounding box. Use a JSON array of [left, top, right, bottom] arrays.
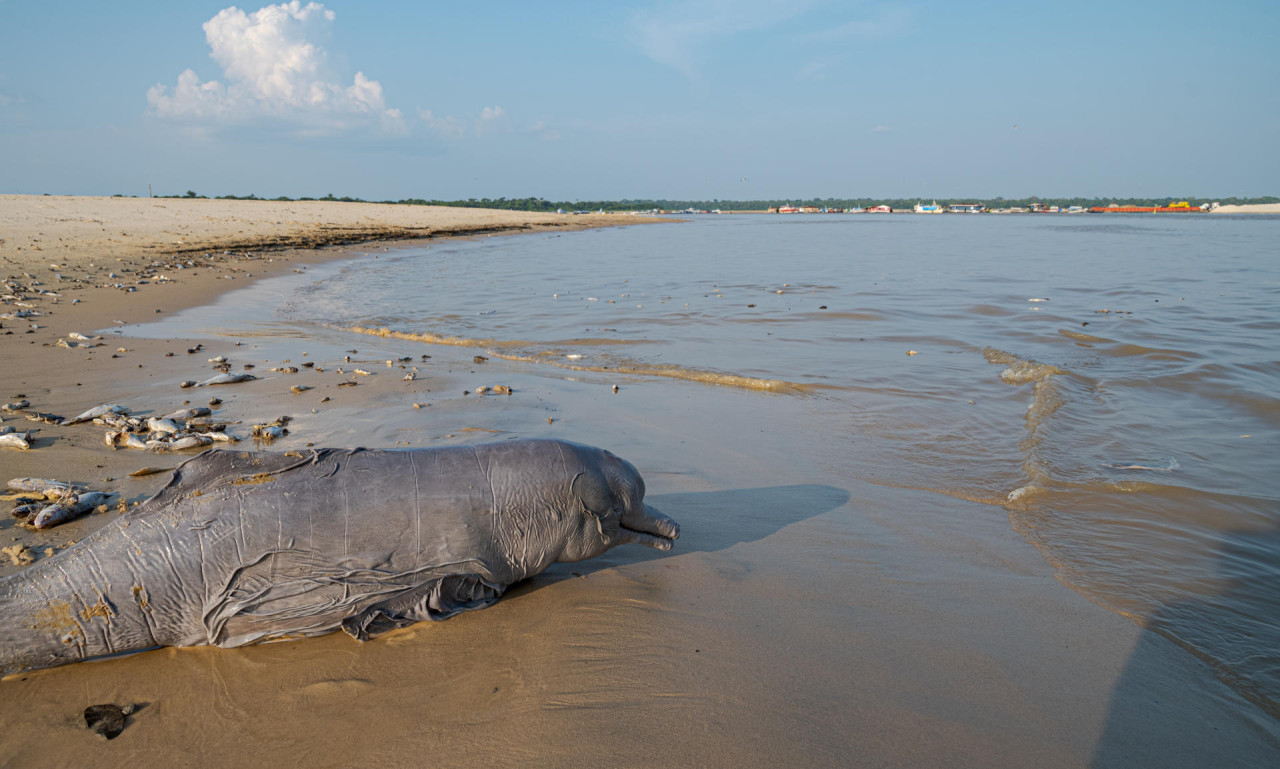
[[1, 196, 1276, 767], [1211, 203, 1280, 214]]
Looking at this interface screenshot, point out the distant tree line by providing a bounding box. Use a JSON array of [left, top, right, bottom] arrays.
[[152, 192, 1280, 210]]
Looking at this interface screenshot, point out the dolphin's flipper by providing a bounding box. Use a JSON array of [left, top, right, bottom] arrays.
[[340, 574, 505, 641]]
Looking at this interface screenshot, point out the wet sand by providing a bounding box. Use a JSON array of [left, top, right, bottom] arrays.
[[1, 196, 1277, 767]]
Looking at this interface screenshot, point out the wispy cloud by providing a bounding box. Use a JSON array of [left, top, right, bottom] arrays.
[[417, 105, 558, 142], [476, 105, 509, 135], [628, 0, 813, 79], [796, 6, 913, 81], [808, 6, 911, 41], [147, 2, 403, 135], [418, 108, 466, 140]]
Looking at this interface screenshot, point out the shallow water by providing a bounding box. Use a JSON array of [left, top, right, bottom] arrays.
[[128, 213, 1280, 717]]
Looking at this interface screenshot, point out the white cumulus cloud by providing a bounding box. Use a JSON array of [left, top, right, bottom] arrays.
[[148, 2, 402, 134]]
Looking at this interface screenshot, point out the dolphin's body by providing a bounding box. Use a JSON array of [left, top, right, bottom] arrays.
[[0, 440, 678, 674]]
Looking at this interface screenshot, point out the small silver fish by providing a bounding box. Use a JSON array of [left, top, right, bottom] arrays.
[[163, 407, 212, 421], [252, 424, 287, 441], [62, 404, 129, 426], [7, 478, 75, 499], [147, 417, 182, 435], [165, 435, 213, 451], [195, 373, 258, 387], [0, 433, 32, 450], [32, 491, 114, 529]]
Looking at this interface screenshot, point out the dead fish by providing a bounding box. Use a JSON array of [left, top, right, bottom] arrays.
[[120, 433, 148, 450], [7, 478, 77, 499], [165, 435, 214, 451], [11, 503, 42, 519], [147, 417, 182, 435], [25, 412, 64, 425], [2, 400, 31, 412], [402, 372, 416, 382], [195, 373, 257, 386], [206, 431, 237, 443], [105, 431, 148, 450], [163, 407, 212, 421], [354, 369, 372, 376], [0, 433, 32, 450], [128, 467, 171, 477], [56, 339, 101, 349], [207, 355, 227, 364], [67, 332, 98, 341], [492, 385, 512, 395], [62, 404, 129, 426], [271, 366, 299, 374], [32, 491, 114, 529], [252, 422, 288, 441], [290, 385, 312, 394]]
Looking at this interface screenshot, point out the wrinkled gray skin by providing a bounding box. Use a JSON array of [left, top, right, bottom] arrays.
[[0, 439, 678, 675]]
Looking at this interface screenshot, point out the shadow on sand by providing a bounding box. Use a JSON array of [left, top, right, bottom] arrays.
[[1090, 522, 1280, 767], [511, 483, 850, 592]]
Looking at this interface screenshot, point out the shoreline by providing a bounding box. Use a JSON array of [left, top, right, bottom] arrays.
[[0, 196, 670, 575], [2, 197, 1277, 767]]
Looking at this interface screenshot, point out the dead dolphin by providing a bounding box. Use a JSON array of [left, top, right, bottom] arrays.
[[0, 439, 678, 674]]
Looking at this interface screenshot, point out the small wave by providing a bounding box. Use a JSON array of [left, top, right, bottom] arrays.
[[1105, 458, 1179, 472], [1059, 329, 1109, 343], [343, 325, 813, 393], [729, 310, 886, 324], [984, 347, 1066, 384], [489, 351, 814, 393], [345, 325, 649, 350]]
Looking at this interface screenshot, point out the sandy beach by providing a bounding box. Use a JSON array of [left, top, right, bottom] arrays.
[[1, 196, 1277, 768], [1212, 203, 1280, 214]]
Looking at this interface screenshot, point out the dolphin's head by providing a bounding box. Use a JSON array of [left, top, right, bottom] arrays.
[[556, 445, 680, 563]]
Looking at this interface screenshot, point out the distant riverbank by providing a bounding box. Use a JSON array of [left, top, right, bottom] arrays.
[[1212, 203, 1280, 214]]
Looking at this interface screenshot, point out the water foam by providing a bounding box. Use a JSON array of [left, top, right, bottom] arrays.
[[344, 325, 813, 393]]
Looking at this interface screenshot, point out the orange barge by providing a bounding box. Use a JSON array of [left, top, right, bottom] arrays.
[[1090, 202, 1207, 213]]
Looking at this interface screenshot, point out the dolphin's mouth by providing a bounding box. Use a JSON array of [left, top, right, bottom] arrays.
[[621, 523, 677, 550], [620, 503, 681, 551]]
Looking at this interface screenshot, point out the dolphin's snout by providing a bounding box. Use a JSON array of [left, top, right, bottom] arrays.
[[645, 503, 680, 540], [620, 503, 680, 547]]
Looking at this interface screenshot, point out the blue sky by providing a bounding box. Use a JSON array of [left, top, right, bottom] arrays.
[[1, 0, 1276, 200]]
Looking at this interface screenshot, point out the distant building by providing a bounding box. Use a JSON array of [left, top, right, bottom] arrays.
[[867, 205, 892, 213], [947, 203, 986, 213]]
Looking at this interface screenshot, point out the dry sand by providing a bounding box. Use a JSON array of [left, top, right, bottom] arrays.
[[1212, 203, 1280, 214], [1, 196, 1276, 768]]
